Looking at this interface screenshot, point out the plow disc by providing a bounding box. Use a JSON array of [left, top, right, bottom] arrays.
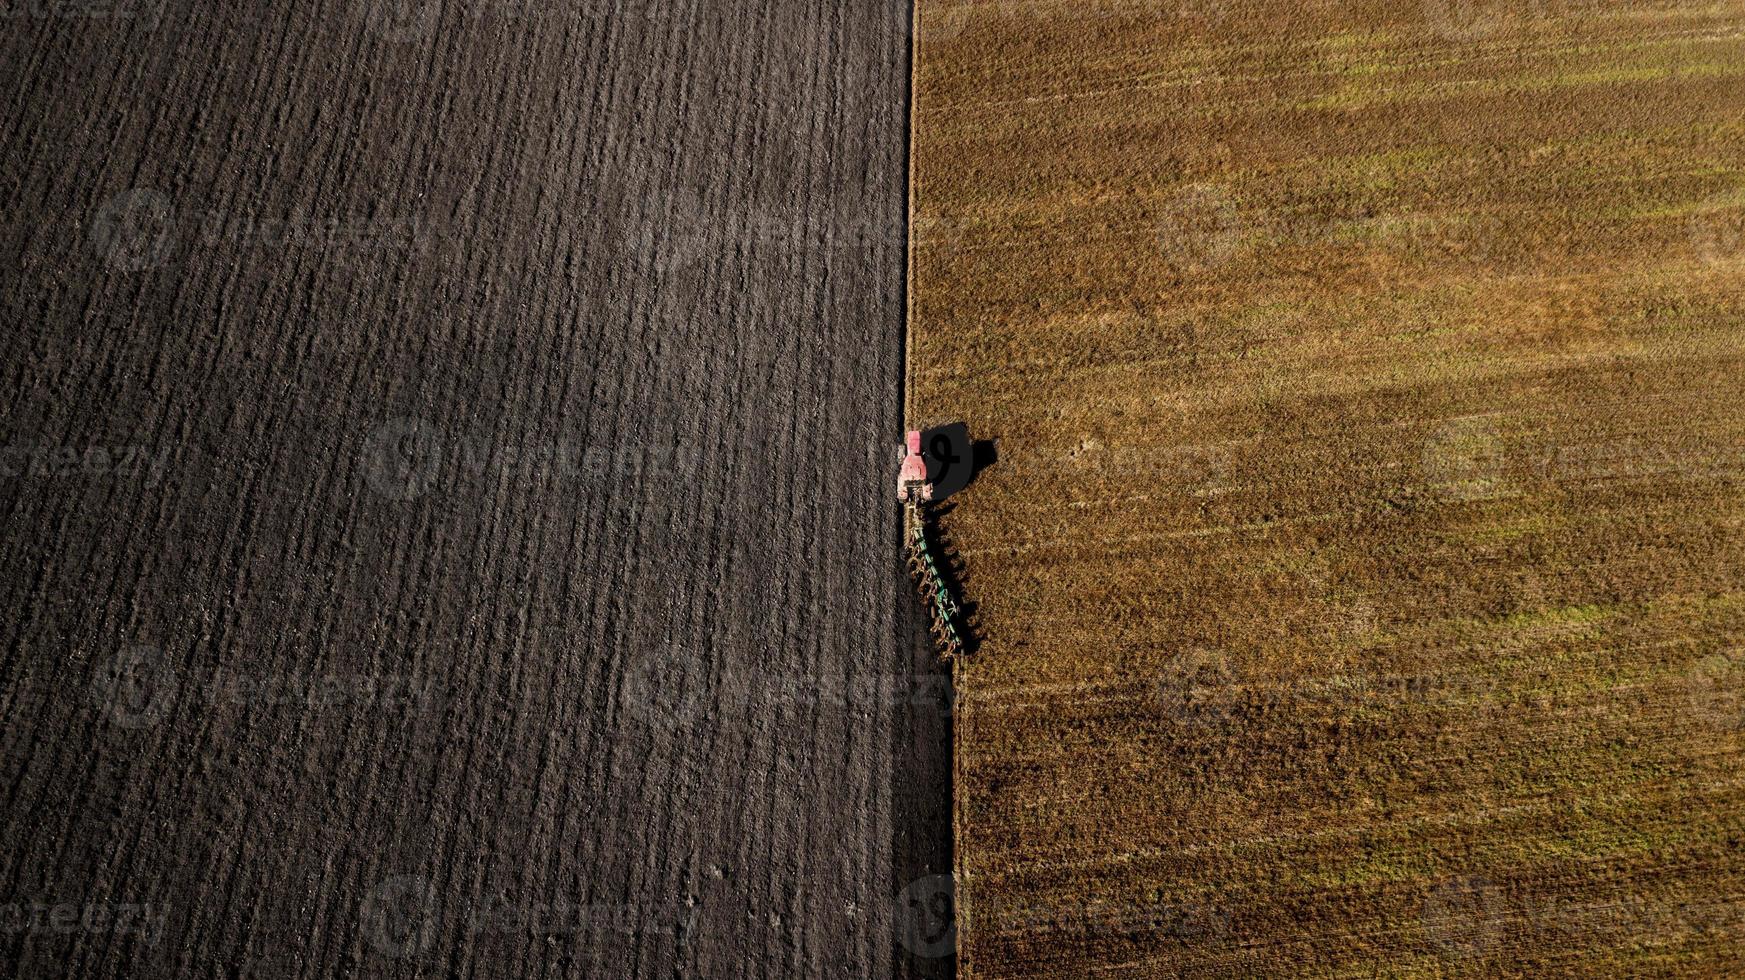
[[906, 506, 964, 659]]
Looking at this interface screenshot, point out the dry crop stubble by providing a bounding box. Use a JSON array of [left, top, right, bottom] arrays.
[[912, 0, 1745, 975]]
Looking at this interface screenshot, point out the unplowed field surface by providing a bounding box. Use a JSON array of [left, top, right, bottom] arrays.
[[1, 2, 941, 978], [912, 1, 1745, 975]]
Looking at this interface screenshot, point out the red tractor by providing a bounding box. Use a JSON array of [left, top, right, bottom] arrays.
[[897, 429, 933, 503]]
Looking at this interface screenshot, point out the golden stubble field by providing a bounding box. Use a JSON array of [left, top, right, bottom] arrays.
[[910, 0, 1745, 975]]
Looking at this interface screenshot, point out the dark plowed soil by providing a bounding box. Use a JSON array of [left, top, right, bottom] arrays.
[[0, 2, 945, 977]]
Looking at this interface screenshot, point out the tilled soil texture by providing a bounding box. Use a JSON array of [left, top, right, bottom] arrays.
[[912, 1, 1745, 976], [0, 2, 949, 978]]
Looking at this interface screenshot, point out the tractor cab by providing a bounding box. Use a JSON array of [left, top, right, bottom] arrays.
[[898, 430, 932, 503]]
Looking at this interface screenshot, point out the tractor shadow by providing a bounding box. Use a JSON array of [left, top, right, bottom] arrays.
[[920, 424, 997, 503], [966, 439, 997, 495]]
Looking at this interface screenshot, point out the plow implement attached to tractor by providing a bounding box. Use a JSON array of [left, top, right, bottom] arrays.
[[907, 517, 964, 659]]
